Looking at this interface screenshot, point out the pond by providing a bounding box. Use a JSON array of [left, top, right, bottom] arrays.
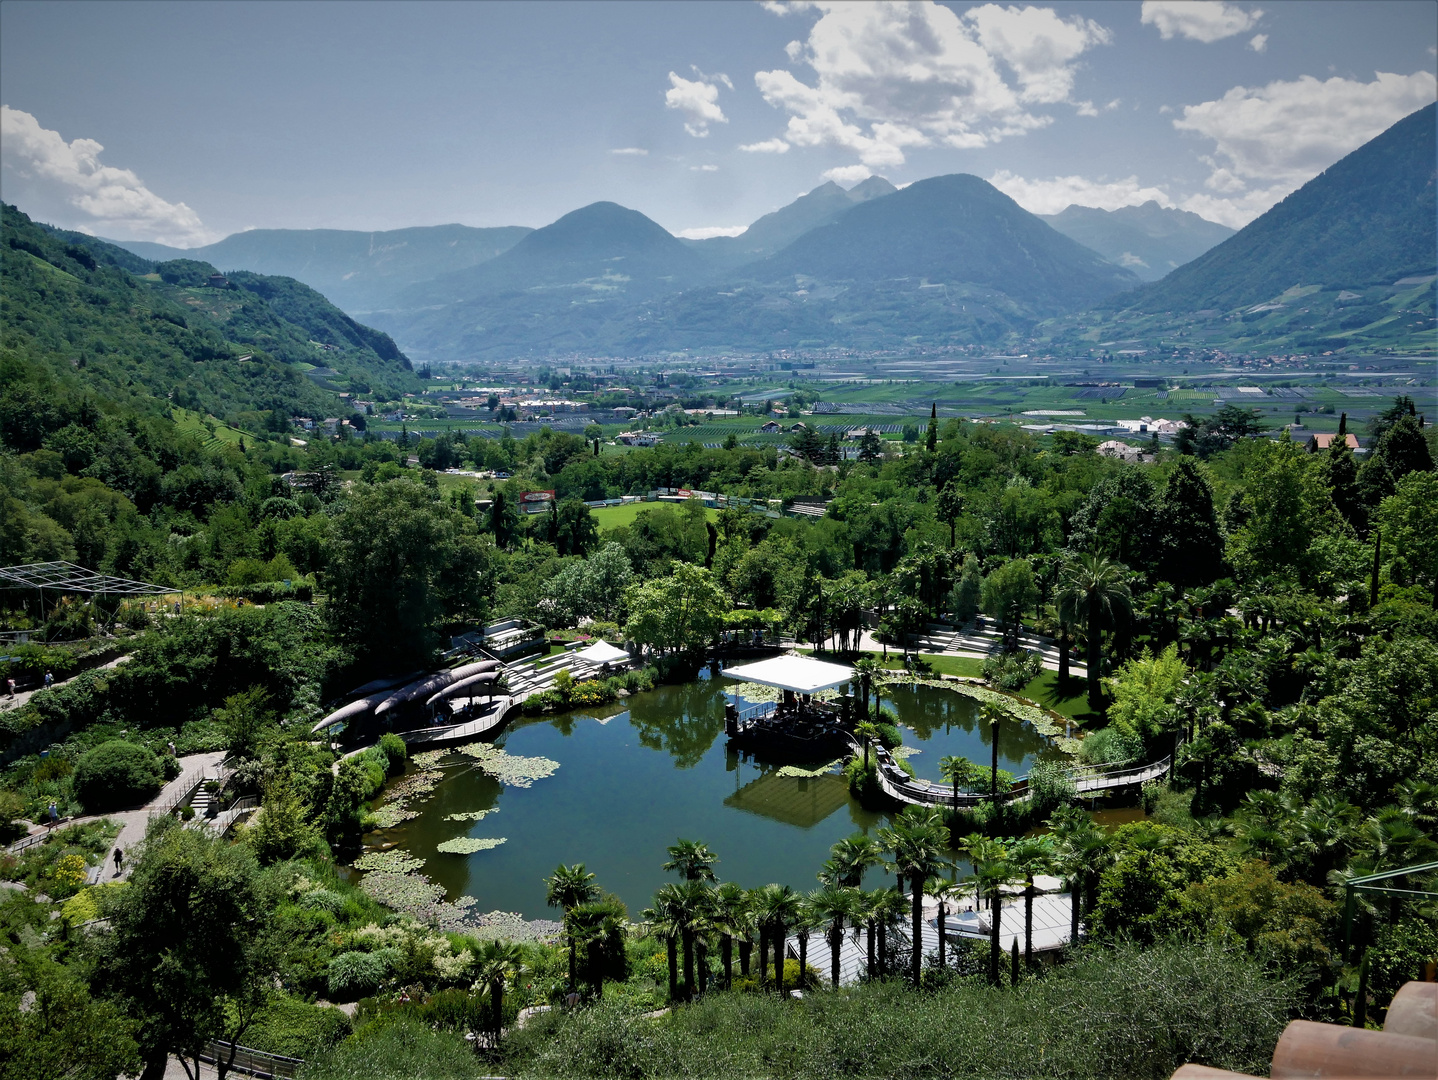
[[367, 672, 1063, 920]]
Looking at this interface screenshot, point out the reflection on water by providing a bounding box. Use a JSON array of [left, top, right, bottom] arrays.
[[880, 683, 1065, 783], [375, 674, 1064, 918]]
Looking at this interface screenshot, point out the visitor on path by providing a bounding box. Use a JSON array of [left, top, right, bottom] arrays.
[[113, 847, 124, 875], [167, 740, 177, 757], [47, 801, 58, 829], [5, 678, 14, 697], [44, 670, 53, 688]]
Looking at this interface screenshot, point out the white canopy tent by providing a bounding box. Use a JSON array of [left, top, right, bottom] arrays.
[[720, 655, 855, 695], [575, 640, 630, 666]]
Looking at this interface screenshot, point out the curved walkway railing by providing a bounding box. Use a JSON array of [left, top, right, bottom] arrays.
[[860, 733, 1179, 809]]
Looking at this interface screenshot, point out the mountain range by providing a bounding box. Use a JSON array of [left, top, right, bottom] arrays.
[[111, 224, 531, 313], [96, 102, 1435, 359], [1038, 202, 1234, 282]]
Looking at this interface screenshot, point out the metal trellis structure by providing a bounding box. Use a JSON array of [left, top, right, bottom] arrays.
[[0, 561, 177, 644]]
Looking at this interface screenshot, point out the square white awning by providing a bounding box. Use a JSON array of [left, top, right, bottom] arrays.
[[575, 640, 630, 665], [721, 654, 855, 695]]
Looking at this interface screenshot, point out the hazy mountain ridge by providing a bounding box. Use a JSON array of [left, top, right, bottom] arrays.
[[367, 173, 1143, 358], [1039, 202, 1234, 281], [105, 223, 532, 313], [683, 176, 897, 269]]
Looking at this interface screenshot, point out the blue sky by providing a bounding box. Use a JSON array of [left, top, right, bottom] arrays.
[[1, 0, 1434, 246]]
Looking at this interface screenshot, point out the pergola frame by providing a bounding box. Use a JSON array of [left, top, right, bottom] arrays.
[[0, 561, 175, 598], [0, 561, 176, 643]]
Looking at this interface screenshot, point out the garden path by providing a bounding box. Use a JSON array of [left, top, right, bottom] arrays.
[[30, 751, 228, 885], [0, 653, 130, 713]]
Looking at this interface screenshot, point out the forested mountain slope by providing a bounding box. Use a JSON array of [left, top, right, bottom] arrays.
[[1126, 102, 1437, 312]]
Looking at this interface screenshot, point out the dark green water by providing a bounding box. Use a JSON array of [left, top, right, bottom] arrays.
[[375, 675, 1060, 918]]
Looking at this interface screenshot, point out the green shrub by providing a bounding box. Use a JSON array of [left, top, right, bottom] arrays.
[[873, 721, 902, 749], [376, 733, 407, 777], [522, 689, 564, 715], [328, 950, 392, 1001], [1026, 759, 1077, 816], [982, 649, 1044, 690], [72, 740, 164, 811], [244, 993, 353, 1058], [1079, 725, 1143, 766], [299, 1017, 488, 1080], [301, 889, 347, 916]]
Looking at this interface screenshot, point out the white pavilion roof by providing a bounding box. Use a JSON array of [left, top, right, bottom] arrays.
[[575, 640, 630, 665], [721, 654, 855, 695]]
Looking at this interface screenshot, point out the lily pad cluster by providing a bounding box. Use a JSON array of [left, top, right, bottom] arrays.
[[368, 767, 444, 828], [444, 808, 499, 822], [352, 848, 425, 873], [357, 867, 560, 942], [910, 677, 1082, 755], [776, 759, 843, 778], [436, 836, 507, 854], [454, 743, 559, 788]]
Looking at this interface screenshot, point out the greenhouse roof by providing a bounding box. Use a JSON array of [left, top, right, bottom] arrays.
[[720, 654, 855, 695]]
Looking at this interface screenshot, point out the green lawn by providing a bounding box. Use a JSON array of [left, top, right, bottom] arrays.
[[591, 502, 719, 529], [1018, 670, 1098, 724]]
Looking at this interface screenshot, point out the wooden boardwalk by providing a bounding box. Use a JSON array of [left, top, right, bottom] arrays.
[[398, 696, 517, 747]]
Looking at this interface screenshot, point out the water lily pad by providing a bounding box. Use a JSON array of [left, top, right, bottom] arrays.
[[444, 808, 499, 822], [352, 848, 425, 873], [454, 743, 559, 788], [436, 836, 508, 854]]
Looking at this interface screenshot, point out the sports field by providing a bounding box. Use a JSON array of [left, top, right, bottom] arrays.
[[590, 501, 719, 530]]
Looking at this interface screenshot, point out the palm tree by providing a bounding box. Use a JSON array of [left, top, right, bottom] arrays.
[[793, 893, 818, 988], [543, 863, 599, 992], [569, 901, 623, 1000], [826, 834, 885, 888], [643, 884, 684, 1004], [963, 832, 1013, 986], [871, 886, 908, 980], [852, 655, 883, 719], [925, 874, 957, 972], [983, 705, 1005, 811], [854, 721, 882, 768], [1048, 807, 1096, 946], [940, 755, 976, 811], [1057, 553, 1132, 708], [750, 883, 801, 995], [1008, 836, 1055, 970], [664, 839, 718, 882], [474, 939, 524, 1042], [709, 881, 750, 989], [676, 879, 715, 998], [808, 885, 859, 987], [881, 807, 949, 985]]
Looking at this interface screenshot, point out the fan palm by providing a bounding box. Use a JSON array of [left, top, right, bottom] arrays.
[[663, 838, 718, 882], [880, 807, 949, 985], [543, 863, 599, 991], [642, 885, 684, 1003], [709, 881, 750, 989], [963, 832, 1014, 985], [853, 721, 882, 768], [673, 879, 714, 999], [827, 834, 885, 888], [1009, 835, 1055, 970], [750, 883, 802, 994], [1057, 552, 1132, 708], [473, 939, 524, 1042], [807, 884, 859, 987]]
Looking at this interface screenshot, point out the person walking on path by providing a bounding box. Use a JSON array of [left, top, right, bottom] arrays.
[[113, 847, 124, 876], [47, 801, 58, 829], [44, 670, 53, 689], [6, 678, 14, 698]]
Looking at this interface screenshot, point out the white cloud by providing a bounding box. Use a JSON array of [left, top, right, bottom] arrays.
[[1170, 70, 1437, 226], [0, 105, 214, 245], [751, 1, 1111, 171], [674, 225, 748, 239], [1140, 2, 1262, 44], [740, 138, 791, 153], [822, 164, 874, 184], [1248, 33, 1267, 53], [987, 170, 1175, 214], [665, 69, 730, 137], [610, 147, 649, 156], [690, 164, 719, 172]]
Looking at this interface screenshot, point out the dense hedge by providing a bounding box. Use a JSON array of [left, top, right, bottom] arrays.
[[71, 740, 164, 811]]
